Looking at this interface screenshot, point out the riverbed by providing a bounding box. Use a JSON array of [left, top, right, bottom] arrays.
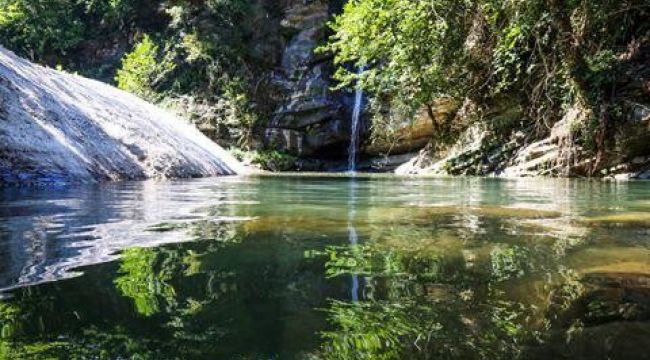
[[1, 175, 649, 359]]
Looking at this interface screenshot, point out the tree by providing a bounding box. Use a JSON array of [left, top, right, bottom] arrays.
[[115, 34, 175, 101], [321, 0, 471, 119]]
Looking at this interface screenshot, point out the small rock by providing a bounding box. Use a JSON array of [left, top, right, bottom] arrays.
[[615, 163, 630, 172], [636, 170, 650, 180], [632, 156, 648, 165]]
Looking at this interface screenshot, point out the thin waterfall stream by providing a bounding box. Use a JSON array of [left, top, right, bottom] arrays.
[[347, 68, 364, 301], [347, 66, 365, 172]]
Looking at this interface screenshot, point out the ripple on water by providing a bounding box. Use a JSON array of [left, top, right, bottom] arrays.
[[0, 176, 649, 359]]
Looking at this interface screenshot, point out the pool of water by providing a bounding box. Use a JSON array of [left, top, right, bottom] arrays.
[[1, 175, 649, 359]]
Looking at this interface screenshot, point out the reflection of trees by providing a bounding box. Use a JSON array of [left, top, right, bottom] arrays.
[[313, 297, 538, 360], [308, 196, 650, 360], [0, 288, 165, 359], [310, 240, 543, 359], [308, 200, 641, 360], [0, 218, 333, 359], [1, 184, 648, 360], [114, 248, 177, 317]]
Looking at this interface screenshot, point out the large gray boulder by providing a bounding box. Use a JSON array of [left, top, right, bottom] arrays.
[[0, 46, 246, 186]]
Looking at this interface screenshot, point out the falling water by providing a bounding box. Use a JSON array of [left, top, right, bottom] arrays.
[[347, 66, 365, 172]]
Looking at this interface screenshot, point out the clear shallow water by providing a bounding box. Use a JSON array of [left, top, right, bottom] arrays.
[[0, 175, 649, 359]]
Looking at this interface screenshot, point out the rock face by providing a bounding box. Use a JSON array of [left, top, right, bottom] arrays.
[[364, 98, 459, 157], [539, 272, 650, 359], [397, 100, 650, 178], [0, 46, 246, 186], [396, 41, 650, 178], [364, 108, 434, 156], [264, 1, 442, 166], [265, 0, 350, 158]]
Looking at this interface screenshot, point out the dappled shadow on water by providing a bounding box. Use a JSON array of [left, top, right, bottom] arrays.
[[0, 176, 649, 359]]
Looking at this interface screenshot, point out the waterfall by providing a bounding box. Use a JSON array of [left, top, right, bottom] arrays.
[[347, 67, 364, 293], [347, 66, 365, 172]]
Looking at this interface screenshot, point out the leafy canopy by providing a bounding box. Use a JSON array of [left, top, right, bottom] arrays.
[[321, 0, 470, 115]]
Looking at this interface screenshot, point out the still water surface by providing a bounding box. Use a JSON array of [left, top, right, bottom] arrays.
[[0, 175, 649, 359]]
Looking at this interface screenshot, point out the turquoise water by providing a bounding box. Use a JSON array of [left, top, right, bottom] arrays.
[[0, 175, 649, 359]]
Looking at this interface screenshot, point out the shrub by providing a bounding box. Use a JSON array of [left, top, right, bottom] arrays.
[[115, 35, 175, 101], [231, 149, 297, 171], [0, 0, 85, 60]]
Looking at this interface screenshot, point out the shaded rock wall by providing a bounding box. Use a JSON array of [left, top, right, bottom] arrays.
[[265, 0, 351, 159]]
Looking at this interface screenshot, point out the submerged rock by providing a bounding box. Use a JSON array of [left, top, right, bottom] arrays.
[[534, 270, 650, 360], [0, 46, 246, 186]]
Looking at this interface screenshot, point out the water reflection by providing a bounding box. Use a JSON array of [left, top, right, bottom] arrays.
[[0, 178, 254, 291], [0, 175, 649, 359], [348, 179, 360, 302]]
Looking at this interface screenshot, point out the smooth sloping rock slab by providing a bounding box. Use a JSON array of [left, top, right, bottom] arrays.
[[0, 46, 246, 186]]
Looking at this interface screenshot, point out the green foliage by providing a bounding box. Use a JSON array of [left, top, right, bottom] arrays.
[[321, 0, 470, 116], [215, 80, 260, 148], [490, 245, 529, 281], [0, 0, 85, 59], [231, 149, 297, 171], [0, 303, 20, 352], [114, 247, 177, 316], [115, 35, 175, 101], [325, 0, 650, 158], [317, 244, 444, 280], [316, 301, 435, 360], [111, 0, 271, 148], [0, 0, 150, 62]]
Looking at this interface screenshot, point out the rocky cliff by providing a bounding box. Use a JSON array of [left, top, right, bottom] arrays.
[[261, 0, 435, 170], [0, 46, 246, 186], [264, 0, 354, 161]]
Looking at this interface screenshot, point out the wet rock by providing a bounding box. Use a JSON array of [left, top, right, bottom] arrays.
[[359, 153, 419, 172], [540, 322, 650, 360], [627, 101, 650, 124], [631, 156, 647, 165], [611, 102, 650, 169], [579, 273, 650, 324], [537, 272, 650, 360], [636, 168, 650, 180]]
